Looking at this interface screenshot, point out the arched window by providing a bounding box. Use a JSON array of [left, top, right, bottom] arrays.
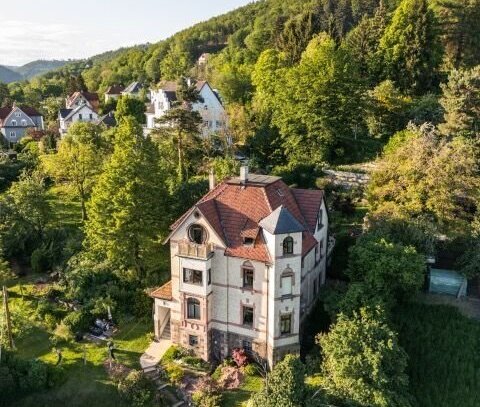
[[188, 224, 207, 244], [186, 298, 200, 319], [283, 237, 294, 255]]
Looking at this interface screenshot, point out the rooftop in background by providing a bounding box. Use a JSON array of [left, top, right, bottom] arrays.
[[227, 173, 282, 186]]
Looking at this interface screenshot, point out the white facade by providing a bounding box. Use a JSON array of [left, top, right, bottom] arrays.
[[59, 105, 99, 135], [151, 173, 329, 367], [146, 81, 227, 137]]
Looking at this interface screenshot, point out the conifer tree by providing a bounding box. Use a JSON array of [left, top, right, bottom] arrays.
[[379, 0, 443, 94]]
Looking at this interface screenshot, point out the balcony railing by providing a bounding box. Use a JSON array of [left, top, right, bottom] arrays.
[[178, 241, 214, 259]]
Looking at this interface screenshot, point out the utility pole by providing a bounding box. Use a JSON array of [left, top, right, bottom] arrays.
[[2, 286, 13, 350]]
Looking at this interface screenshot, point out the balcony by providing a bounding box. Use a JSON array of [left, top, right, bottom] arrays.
[[177, 241, 214, 259]]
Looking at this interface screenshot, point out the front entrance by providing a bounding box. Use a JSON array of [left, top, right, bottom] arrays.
[[154, 306, 171, 340]]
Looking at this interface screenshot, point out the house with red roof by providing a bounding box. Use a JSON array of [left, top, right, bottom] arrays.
[[0, 104, 44, 146], [150, 166, 330, 367], [59, 91, 100, 135]]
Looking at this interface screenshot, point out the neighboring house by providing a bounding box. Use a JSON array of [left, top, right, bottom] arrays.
[[59, 104, 99, 135], [122, 82, 143, 98], [146, 80, 226, 137], [150, 166, 330, 367], [0, 104, 44, 145], [95, 111, 117, 128], [198, 53, 210, 65], [104, 85, 124, 102], [65, 91, 100, 112]]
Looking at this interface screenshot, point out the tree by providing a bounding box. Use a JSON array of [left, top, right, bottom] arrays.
[[42, 123, 106, 221], [152, 78, 203, 182], [250, 355, 307, 407], [433, 0, 480, 69], [368, 125, 480, 236], [115, 95, 146, 124], [272, 33, 366, 164], [379, 0, 442, 94], [365, 80, 412, 139], [84, 117, 167, 277], [343, 2, 389, 83], [347, 235, 426, 307], [0, 174, 52, 258], [317, 307, 412, 407], [439, 66, 480, 138]]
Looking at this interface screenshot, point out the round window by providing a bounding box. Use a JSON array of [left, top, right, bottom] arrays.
[[188, 224, 207, 244]]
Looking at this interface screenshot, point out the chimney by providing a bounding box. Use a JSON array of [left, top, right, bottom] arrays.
[[209, 169, 216, 191], [240, 165, 249, 184]]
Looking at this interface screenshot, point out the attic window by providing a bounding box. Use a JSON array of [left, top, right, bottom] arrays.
[[188, 224, 207, 244], [243, 237, 254, 246]]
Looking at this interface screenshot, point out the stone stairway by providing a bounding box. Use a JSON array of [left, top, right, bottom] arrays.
[[161, 320, 171, 340], [142, 365, 185, 406]]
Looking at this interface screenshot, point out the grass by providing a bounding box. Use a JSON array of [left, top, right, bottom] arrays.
[[46, 184, 83, 229], [221, 374, 264, 407], [395, 302, 480, 407], [4, 276, 153, 407]]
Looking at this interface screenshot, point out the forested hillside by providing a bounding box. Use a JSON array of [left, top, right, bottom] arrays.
[[2, 0, 479, 166]]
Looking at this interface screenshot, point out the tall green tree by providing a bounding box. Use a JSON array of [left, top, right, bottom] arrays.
[[0, 174, 52, 258], [153, 78, 203, 182], [116, 95, 146, 124], [317, 307, 412, 407], [272, 33, 366, 164], [379, 0, 443, 94], [439, 65, 480, 137], [433, 0, 480, 68], [42, 123, 107, 221], [84, 117, 167, 277], [368, 126, 480, 236], [250, 355, 307, 407]]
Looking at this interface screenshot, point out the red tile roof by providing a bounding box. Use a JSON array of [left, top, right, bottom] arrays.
[[0, 106, 41, 120], [150, 281, 172, 300], [168, 174, 324, 263]]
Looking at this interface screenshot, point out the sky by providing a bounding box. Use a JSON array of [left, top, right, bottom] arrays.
[[0, 0, 254, 66]]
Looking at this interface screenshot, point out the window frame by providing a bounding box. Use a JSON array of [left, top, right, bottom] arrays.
[[186, 297, 201, 320], [280, 313, 292, 335], [183, 268, 203, 285], [242, 306, 254, 327], [188, 224, 207, 244], [242, 268, 254, 289], [189, 335, 199, 346], [283, 237, 294, 255]]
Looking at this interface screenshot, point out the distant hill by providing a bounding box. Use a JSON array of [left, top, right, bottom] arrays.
[[0, 66, 23, 83], [0, 60, 70, 83]]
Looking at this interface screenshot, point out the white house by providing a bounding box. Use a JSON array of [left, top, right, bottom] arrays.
[[65, 91, 99, 112], [59, 104, 99, 135], [104, 85, 124, 102], [145, 80, 227, 137], [150, 166, 330, 367]]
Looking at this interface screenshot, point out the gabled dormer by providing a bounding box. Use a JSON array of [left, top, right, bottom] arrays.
[[259, 205, 305, 260]]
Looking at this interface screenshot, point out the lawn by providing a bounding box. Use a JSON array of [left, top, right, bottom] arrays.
[[222, 374, 264, 407], [4, 276, 153, 407], [395, 302, 480, 407], [46, 184, 83, 229]]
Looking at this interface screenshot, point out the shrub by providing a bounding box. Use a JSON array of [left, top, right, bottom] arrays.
[[161, 345, 189, 363], [164, 363, 184, 385], [182, 355, 209, 370], [52, 321, 74, 343], [232, 348, 248, 367], [62, 310, 91, 333], [243, 363, 258, 376], [211, 364, 223, 381], [117, 370, 155, 407], [30, 247, 50, 273], [192, 390, 223, 407]]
